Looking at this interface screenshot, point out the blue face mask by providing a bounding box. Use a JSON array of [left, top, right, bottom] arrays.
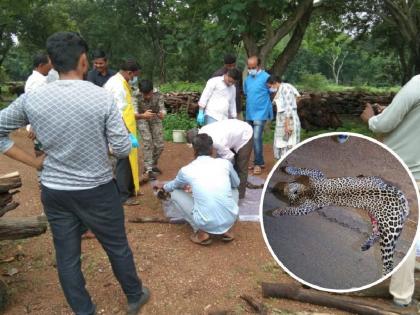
[[269, 87, 278, 93], [248, 69, 258, 76]]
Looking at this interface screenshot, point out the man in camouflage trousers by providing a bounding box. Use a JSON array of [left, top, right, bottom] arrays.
[[136, 79, 166, 180]]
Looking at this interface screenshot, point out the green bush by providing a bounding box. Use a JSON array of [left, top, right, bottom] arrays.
[[162, 112, 197, 141], [298, 72, 330, 91], [159, 81, 204, 93]]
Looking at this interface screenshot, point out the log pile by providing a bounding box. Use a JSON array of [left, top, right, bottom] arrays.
[[0, 172, 47, 240], [301, 91, 395, 116], [161, 91, 395, 130], [297, 94, 343, 130], [162, 92, 200, 117]]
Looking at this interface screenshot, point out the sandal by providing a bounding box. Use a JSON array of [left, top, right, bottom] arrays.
[[190, 233, 212, 246], [221, 233, 234, 242], [253, 165, 262, 175]]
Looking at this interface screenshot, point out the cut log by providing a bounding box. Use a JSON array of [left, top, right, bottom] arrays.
[[261, 282, 411, 315], [0, 216, 48, 240], [0, 172, 22, 193], [352, 277, 420, 300], [0, 202, 19, 217]]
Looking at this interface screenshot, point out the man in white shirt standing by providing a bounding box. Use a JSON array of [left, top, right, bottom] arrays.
[[104, 59, 141, 206], [24, 52, 52, 93], [196, 68, 241, 125], [187, 119, 253, 199]]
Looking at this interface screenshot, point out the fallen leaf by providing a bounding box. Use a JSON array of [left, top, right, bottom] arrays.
[[3, 267, 18, 276], [0, 257, 15, 264]]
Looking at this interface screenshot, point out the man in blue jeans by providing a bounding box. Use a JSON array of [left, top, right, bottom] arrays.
[[0, 32, 149, 315], [243, 56, 272, 175]]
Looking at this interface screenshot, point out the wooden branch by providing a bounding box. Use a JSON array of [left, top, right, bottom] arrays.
[[0, 172, 21, 193], [261, 282, 407, 315], [129, 217, 171, 224], [0, 202, 19, 217], [352, 277, 420, 300], [240, 295, 268, 314], [270, 7, 313, 76], [0, 216, 48, 240], [260, 0, 313, 59]]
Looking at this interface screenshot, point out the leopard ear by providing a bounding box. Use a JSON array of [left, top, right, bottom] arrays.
[[295, 175, 310, 186]]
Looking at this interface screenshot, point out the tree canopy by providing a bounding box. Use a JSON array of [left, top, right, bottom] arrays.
[[0, 0, 417, 87]]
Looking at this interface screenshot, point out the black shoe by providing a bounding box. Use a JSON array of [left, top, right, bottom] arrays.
[[127, 287, 150, 315], [152, 166, 162, 174], [146, 170, 157, 180]]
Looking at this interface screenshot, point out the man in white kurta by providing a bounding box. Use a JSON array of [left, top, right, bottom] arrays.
[[197, 68, 241, 125]]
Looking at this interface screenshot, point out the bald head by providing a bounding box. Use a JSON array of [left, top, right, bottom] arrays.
[[247, 56, 260, 76], [247, 56, 258, 67]]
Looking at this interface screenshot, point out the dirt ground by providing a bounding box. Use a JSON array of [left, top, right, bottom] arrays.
[[0, 130, 410, 315]]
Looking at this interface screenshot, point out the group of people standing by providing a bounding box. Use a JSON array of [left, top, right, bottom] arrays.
[[197, 54, 302, 176]]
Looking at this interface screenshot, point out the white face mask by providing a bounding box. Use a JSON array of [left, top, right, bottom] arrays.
[[129, 76, 138, 86], [269, 87, 278, 93], [248, 69, 258, 76]]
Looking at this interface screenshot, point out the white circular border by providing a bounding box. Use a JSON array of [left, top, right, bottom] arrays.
[[259, 131, 420, 293]]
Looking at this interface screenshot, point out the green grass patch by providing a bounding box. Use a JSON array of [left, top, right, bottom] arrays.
[[159, 81, 204, 93]]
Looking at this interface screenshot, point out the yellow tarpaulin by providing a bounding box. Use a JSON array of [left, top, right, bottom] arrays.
[[120, 77, 140, 195]]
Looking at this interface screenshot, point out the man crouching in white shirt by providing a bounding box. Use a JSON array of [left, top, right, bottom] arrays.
[[155, 134, 240, 245], [187, 119, 253, 199]]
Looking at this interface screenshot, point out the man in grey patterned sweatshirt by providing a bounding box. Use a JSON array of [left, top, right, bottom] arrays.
[[0, 32, 149, 315]]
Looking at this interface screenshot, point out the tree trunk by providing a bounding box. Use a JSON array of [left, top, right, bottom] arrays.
[[261, 282, 408, 315], [270, 7, 313, 76], [0, 172, 22, 193], [0, 216, 48, 240]]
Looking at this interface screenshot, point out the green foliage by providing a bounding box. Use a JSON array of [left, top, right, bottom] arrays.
[[298, 73, 330, 91], [162, 112, 197, 141], [159, 81, 204, 93]]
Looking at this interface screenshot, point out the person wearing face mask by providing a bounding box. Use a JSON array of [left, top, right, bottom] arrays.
[[104, 59, 142, 206], [243, 56, 272, 175], [86, 50, 116, 87], [135, 79, 166, 180], [211, 54, 244, 118], [197, 68, 242, 125], [0, 32, 149, 315], [266, 75, 301, 160]]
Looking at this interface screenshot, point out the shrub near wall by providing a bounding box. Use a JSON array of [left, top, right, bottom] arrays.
[[162, 112, 198, 141]]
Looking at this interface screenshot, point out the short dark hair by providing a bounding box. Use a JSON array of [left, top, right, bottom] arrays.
[[266, 75, 282, 84], [186, 128, 199, 144], [46, 32, 88, 73], [226, 68, 241, 81], [139, 79, 153, 93], [224, 54, 236, 65], [120, 58, 140, 72], [32, 52, 49, 69], [92, 49, 107, 60], [192, 133, 213, 157]]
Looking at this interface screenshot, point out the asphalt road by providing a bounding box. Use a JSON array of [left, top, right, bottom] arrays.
[[263, 184, 413, 291], [261, 135, 418, 291]]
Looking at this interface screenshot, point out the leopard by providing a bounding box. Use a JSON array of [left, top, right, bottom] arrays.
[[267, 166, 409, 276]]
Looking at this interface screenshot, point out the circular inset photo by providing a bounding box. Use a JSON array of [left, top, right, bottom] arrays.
[[261, 133, 419, 292]]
